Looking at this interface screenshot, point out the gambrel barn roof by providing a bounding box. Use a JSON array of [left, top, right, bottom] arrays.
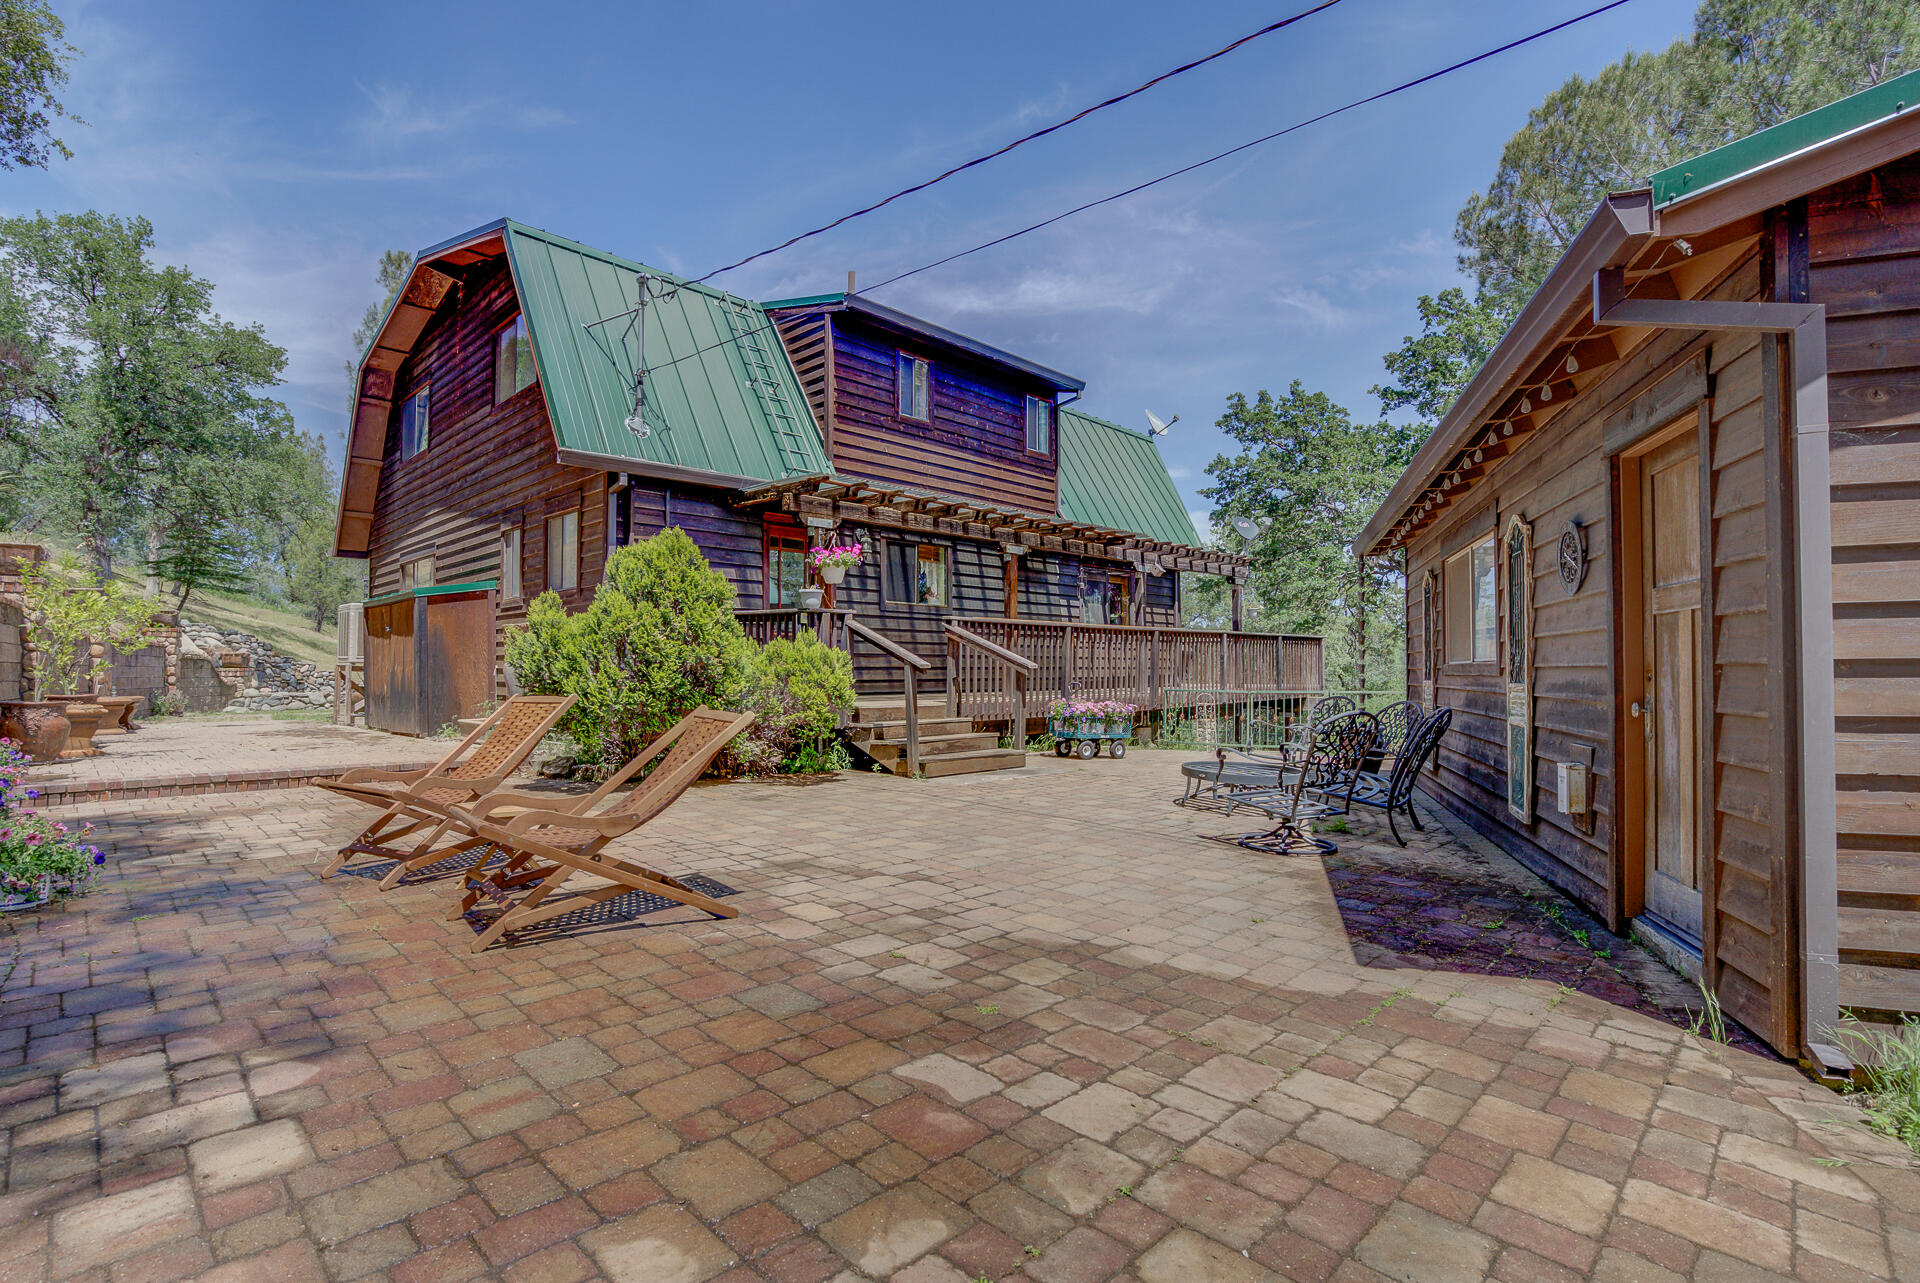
[[335, 219, 828, 556]]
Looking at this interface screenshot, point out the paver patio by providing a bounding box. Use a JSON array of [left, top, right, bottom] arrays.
[[1, 750, 1914, 1282], [27, 717, 440, 806]]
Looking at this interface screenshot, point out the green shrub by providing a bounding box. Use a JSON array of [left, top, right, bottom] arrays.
[[738, 631, 856, 775], [504, 528, 754, 766]]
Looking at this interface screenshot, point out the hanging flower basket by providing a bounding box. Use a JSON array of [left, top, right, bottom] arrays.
[[807, 543, 863, 586]]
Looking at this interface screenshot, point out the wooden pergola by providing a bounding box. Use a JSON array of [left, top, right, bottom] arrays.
[[737, 473, 1253, 625]]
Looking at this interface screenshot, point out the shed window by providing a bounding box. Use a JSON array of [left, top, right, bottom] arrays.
[[1025, 396, 1052, 453], [494, 315, 537, 403], [500, 526, 523, 600], [896, 353, 930, 422], [545, 511, 578, 592], [884, 541, 947, 606], [1444, 536, 1497, 663], [398, 386, 430, 460], [398, 555, 434, 591]]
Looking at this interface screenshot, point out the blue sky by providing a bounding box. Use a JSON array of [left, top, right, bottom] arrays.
[[5, 0, 1694, 535]]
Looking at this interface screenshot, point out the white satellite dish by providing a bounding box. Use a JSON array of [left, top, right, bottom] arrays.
[[625, 411, 650, 440], [1231, 516, 1262, 540], [1145, 408, 1178, 436]]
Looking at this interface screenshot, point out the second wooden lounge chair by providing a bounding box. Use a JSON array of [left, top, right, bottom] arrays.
[[314, 694, 575, 880], [439, 706, 754, 952]]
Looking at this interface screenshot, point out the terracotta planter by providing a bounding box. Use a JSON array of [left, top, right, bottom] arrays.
[[94, 695, 139, 734], [58, 703, 107, 758], [0, 702, 71, 764]]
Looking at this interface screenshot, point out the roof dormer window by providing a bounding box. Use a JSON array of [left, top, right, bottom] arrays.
[[896, 352, 930, 422]]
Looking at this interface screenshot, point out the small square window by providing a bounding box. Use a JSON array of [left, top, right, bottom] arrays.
[[545, 511, 578, 593], [1025, 396, 1052, 454], [896, 353, 930, 422], [1444, 536, 1497, 663], [399, 386, 430, 460], [495, 315, 537, 404], [398, 555, 434, 591], [883, 541, 947, 606], [500, 527, 522, 600]]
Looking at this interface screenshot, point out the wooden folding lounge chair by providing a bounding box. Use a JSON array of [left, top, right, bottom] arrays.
[[314, 695, 575, 880], [441, 706, 755, 952]]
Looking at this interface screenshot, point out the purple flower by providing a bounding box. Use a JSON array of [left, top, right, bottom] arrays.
[[92, 853, 105, 866], [25, 833, 41, 847]]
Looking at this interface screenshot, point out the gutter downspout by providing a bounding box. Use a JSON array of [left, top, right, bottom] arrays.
[[1591, 267, 1847, 1076]]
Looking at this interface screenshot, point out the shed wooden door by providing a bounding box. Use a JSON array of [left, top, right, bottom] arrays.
[[1639, 433, 1704, 939]]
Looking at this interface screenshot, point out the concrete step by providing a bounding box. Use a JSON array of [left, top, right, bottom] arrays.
[[919, 748, 1027, 778], [848, 717, 972, 744], [865, 733, 1002, 763]]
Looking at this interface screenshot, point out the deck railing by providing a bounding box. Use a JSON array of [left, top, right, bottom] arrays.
[[735, 607, 853, 651], [944, 617, 1324, 723]]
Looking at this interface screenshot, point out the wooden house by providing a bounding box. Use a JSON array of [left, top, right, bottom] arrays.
[[334, 220, 1319, 770], [1356, 73, 1920, 1067]]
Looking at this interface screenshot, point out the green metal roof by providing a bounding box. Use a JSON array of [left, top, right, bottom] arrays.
[[502, 221, 828, 481], [1651, 69, 1920, 207], [1057, 408, 1199, 545]]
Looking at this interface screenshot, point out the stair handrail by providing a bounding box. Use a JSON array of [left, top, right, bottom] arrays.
[[944, 620, 1037, 732], [846, 616, 930, 776]]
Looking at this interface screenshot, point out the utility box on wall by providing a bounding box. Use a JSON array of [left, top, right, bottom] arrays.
[[1556, 760, 1591, 816]]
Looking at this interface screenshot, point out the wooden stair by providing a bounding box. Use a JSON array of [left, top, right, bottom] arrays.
[[846, 697, 1026, 778]]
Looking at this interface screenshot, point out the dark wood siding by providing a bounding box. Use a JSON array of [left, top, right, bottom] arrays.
[[1810, 156, 1920, 1016], [365, 254, 607, 697], [621, 482, 769, 606], [800, 311, 1060, 513]]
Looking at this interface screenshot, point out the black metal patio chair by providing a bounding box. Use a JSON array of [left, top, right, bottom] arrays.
[[1227, 709, 1379, 856], [1348, 705, 1452, 845]]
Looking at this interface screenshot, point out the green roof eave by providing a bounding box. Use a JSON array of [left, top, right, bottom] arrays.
[[762, 293, 848, 309], [365, 579, 499, 608], [1651, 68, 1920, 208]]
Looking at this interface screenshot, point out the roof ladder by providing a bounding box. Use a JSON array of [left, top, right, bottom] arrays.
[[720, 296, 818, 477]]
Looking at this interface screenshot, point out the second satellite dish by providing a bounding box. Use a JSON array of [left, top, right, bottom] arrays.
[[1231, 516, 1262, 540], [1145, 409, 1178, 436]]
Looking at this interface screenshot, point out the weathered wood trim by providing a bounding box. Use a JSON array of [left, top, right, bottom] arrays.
[[1602, 351, 1712, 456]]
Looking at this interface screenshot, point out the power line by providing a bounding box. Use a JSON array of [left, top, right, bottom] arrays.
[[630, 0, 1636, 383], [866, 0, 1636, 291], [689, 0, 1346, 285]]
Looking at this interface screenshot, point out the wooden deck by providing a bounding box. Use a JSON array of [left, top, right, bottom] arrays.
[[735, 606, 1323, 723]]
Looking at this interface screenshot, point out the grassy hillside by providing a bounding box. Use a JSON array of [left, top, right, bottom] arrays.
[[8, 535, 340, 668], [180, 587, 338, 667]]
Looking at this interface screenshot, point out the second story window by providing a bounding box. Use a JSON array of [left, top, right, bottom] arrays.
[[495, 315, 537, 403], [1025, 396, 1052, 454], [896, 353, 930, 422], [398, 385, 430, 460]]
